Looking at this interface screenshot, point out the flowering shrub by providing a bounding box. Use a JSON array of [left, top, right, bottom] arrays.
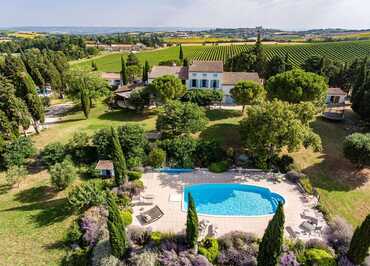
[[217, 231, 259, 266], [325, 216, 353, 254], [280, 252, 300, 266], [198, 238, 220, 263], [128, 226, 151, 246], [91, 239, 120, 266], [158, 249, 211, 266], [129, 250, 158, 266], [80, 206, 108, 247]]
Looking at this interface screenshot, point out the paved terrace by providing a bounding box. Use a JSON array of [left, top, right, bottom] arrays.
[[132, 170, 326, 238]]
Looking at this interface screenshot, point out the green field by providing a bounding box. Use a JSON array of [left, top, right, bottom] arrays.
[[74, 40, 370, 72]]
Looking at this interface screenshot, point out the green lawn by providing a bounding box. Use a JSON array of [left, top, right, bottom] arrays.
[[1, 103, 369, 265], [73, 46, 206, 72]]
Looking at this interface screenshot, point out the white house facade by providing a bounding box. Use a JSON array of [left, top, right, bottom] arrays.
[[148, 60, 262, 104], [326, 87, 347, 105]]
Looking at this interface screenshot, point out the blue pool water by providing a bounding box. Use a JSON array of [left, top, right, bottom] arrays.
[[183, 183, 285, 216], [159, 168, 193, 174]]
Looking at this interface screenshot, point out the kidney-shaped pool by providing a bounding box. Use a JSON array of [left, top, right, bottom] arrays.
[[183, 183, 285, 217]]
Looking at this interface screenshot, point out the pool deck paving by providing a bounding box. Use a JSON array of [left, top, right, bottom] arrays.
[[132, 170, 327, 239]]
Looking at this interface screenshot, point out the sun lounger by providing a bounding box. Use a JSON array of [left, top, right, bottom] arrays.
[[140, 205, 164, 225], [286, 226, 298, 239], [142, 194, 155, 199]]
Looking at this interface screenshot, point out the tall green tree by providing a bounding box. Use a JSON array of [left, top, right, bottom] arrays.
[[127, 52, 140, 66], [240, 100, 322, 169], [230, 80, 266, 113], [253, 32, 265, 76], [179, 45, 184, 61], [66, 67, 110, 111], [142, 60, 150, 83], [148, 75, 186, 103], [186, 193, 199, 250], [156, 100, 208, 137], [284, 53, 293, 71], [265, 55, 286, 79], [347, 214, 370, 265], [351, 57, 370, 120], [107, 195, 128, 259], [111, 127, 128, 186], [266, 68, 328, 106], [225, 51, 256, 72], [80, 87, 90, 119], [257, 202, 285, 266], [120, 57, 128, 85], [183, 58, 189, 67]]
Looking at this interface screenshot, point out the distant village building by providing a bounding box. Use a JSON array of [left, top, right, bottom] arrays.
[[148, 60, 262, 104], [101, 72, 121, 87]]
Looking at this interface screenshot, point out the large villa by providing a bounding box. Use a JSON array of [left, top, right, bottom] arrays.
[[148, 60, 262, 104]]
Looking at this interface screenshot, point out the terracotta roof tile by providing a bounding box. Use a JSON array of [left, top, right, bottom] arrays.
[[149, 66, 188, 80], [96, 160, 113, 170], [222, 72, 261, 85], [189, 60, 224, 73], [328, 87, 346, 96]]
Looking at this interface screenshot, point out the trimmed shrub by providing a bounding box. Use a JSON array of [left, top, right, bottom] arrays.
[[208, 161, 229, 173], [299, 176, 314, 194], [49, 158, 77, 191], [343, 133, 370, 167], [300, 248, 336, 266], [158, 249, 212, 266], [120, 210, 133, 226], [280, 252, 300, 266], [40, 142, 66, 167], [91, 239, 120, 266], [5, 165, 27, 187], [150, 231, 163, 246], [130, 250, 158, 266], [199, 238, 220, 263], [3, 136, 36, 168], [195, 139, 225, 167], [273, 155, 294, 173], [286, 170, 305, 183], [65, 220, 83, 245], [68, 180, 107, 211], [148, 148, 166, 168], [128, 171, 143, 181]]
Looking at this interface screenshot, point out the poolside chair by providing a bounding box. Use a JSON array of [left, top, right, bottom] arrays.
[[286, 226, 298, 239], [140, 205, 164, 225]]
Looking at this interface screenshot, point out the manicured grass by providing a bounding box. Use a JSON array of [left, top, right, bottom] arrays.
[[0, 170, 75, 266], [73, 46, 206, 72]]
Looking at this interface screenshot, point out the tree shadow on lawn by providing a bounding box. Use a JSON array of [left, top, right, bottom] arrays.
[[2, 198, 72, 227], [199, 123, 241, 148], [98, 109, 155, 122], [15, 185, 57, 203], [205, 109, 242, 121], [0, 184, 12, 195], [299, 116, 369, 192]]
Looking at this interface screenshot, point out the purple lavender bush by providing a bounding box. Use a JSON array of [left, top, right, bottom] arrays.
[[80, 206, 108, 247], [325, 216, 353, 254], [280, 252, 300, 266]]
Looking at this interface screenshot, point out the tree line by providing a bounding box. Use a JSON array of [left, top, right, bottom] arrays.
[[0, 35, 98, 60]]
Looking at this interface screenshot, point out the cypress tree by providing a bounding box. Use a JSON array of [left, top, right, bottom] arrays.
[[257, 202, 285, 266], [284, 53, 292, 71], [254, 31, 265, 76], [183, 58, 189, 67], [186, 192, 199, 250], [111, 127, 128, 186], [80, 87, 90, 119], [347, 214, 370, 265], [142, 60, 150, 83], [107, 195, 128, 259], [352, 57, 369, 120], [120, 57, 128, 85], [179, 45, 184, 61]]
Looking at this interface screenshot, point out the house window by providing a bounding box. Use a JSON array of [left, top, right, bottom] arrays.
[[211, 80, 219, 89], [201, 79, 208, 88], [192, 73, 197, 77], [202, 73, 207, 77], [191, 79, 198, 88], [213, 73, 218, 78]]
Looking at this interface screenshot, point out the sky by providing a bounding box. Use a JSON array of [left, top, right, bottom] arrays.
[[1, 0, 370, 30]]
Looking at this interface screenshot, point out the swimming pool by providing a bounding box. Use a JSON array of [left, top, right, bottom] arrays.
[[183, 183, 285, 217], [159, 168, 193, 174]]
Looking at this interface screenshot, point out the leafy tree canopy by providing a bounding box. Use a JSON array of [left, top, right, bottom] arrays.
[[148, 75, 186, 103], [230, 80, 266, 112], [266, 68, 328, 106], [240, 100, 322, 169], [156, 100, 208, 137]]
